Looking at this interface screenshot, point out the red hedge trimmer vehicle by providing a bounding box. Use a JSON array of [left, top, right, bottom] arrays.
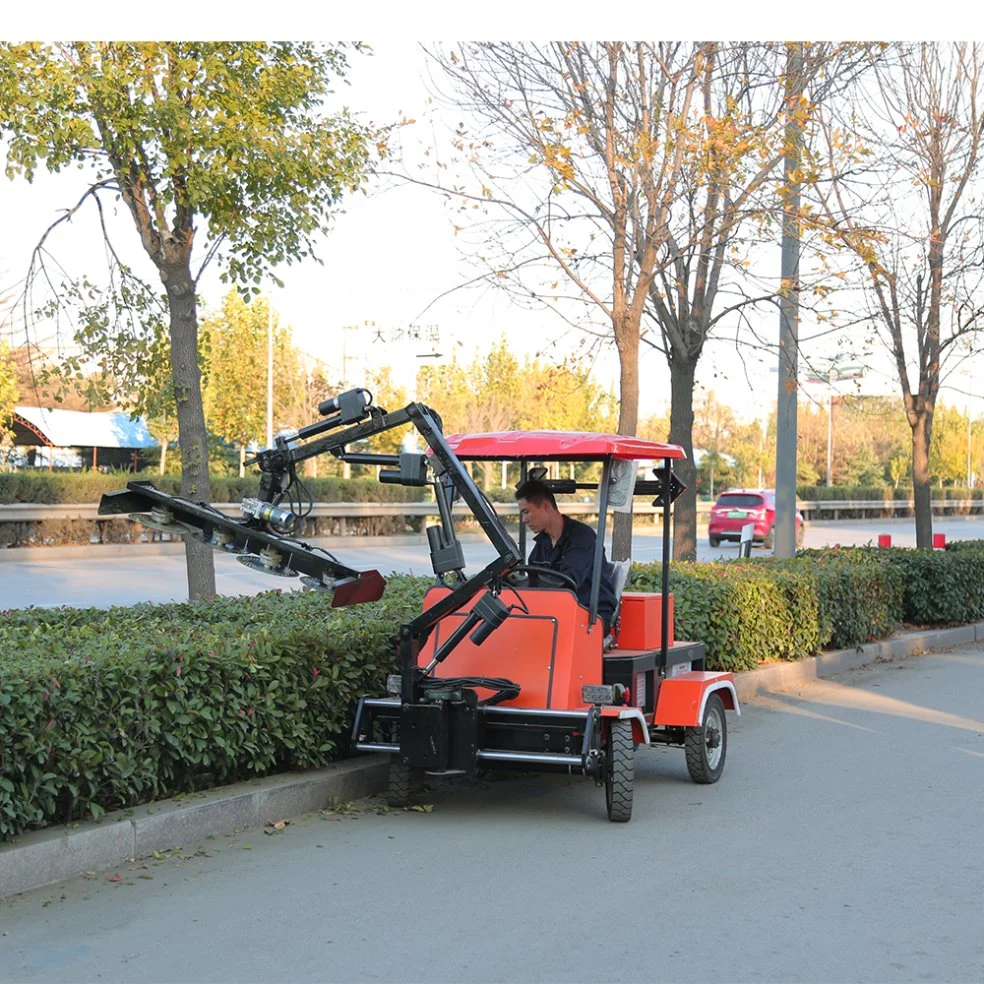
[[99, 389, 739, 822]]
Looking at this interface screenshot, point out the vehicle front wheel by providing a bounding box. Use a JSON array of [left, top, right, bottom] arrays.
[[605, 720, 634, 823], [388, 755, 413, 808], [685, 693, 727, 784]]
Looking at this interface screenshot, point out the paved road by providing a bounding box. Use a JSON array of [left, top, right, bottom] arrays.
[[2, 645, 983, 983], [2, 516, 984, 610]]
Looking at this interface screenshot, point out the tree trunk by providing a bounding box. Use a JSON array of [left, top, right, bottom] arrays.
[[159, 441, 166, 476], [610, 321, 640, 561], [669, 358, 698, 562], [161, 259, 216, 600], [239, 444, 246, 479], [911, 407, 934, 549]]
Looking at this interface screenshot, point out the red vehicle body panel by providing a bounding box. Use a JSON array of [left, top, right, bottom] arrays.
[[418, 585, 605, 710], [652, 672, 739, 727], [443, 431, 685, 461]]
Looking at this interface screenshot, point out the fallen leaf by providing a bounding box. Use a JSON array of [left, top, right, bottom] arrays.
[[106, 874, 121, 883]]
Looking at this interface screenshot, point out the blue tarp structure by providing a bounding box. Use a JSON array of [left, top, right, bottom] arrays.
[[11, 406, 156, 450]]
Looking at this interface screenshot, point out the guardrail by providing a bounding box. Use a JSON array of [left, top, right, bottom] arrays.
[[2, 498, 982, 526]]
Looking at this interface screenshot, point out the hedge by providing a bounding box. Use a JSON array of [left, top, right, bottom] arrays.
[[797, 485, 984, 503], [628, 553, 905, 672], [0, 472, 425, 505], [0, 578, 430, 841], [4, 541, 984, 841], [794, 543, 984, 626]]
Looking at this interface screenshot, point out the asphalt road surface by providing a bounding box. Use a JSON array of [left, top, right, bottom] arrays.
[[2, 516, 984, 610], [2, 644, 982, 983]]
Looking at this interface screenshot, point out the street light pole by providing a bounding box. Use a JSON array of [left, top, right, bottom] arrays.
[[968, 401, 972, 488], [826, 374, 834, 487], [266, 295, 274, 449], [774, 42, 804, 559]]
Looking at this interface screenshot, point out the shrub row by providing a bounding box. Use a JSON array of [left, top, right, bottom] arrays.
[[630, 541, 984, 672], [0, 578, 430, 841], [797, 485, 984, 502], [797, 544, 984, 626], [0, 472, 426, 505], [4, 542, 984, 840], [628, 553, 905, 672], [7, 474, 983, 507]]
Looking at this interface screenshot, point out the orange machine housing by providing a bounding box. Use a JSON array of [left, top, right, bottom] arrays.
[[617, 592, 673, 649], [418, 586, 604, 710]]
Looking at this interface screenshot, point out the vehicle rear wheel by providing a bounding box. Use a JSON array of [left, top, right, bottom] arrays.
[[762, 526, 775, 550], [388, 755, 412, 808], [685, 692, 727, 784], [708, 535, 721, 548], [605, 720, 634, 823]]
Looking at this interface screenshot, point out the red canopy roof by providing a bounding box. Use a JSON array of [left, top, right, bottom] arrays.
[[442, 431, 686, 461]]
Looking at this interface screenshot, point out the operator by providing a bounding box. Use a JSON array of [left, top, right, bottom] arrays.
[[514, 479, 617, 634]]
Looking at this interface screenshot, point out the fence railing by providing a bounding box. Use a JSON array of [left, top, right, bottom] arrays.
[[2, 498, 982, 526]]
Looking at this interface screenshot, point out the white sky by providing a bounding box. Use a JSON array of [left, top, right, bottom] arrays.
[[1, 16, 974, 426]]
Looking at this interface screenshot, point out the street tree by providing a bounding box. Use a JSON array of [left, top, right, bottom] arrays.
[[0, 42, 380, 596], [0, 340, 17, 465], [416, 41, 706, 557], [418, 42, 871, 559], [642, 42, 793, 555], [202, 292, 270, 475], [817, 42, 984, 546]]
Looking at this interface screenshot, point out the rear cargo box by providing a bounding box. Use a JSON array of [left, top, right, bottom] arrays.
[[618, 592, 674, 648]]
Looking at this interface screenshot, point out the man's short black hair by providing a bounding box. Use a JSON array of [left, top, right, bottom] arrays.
[[515, 479, 557, 509]]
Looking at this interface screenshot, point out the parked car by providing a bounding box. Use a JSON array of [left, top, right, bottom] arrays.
[[708, 489, 804, 550]]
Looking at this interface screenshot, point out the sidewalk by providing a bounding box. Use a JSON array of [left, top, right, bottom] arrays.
[[3, 619, 983, 898]]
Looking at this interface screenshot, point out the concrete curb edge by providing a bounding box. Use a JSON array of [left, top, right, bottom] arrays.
[[3, 620, 982, 898], [1, 757, 388, 898]]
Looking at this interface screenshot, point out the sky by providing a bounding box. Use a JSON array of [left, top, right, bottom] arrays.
[[0, 21, 974, 429]]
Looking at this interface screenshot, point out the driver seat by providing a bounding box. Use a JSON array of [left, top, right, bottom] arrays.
[[603, 558, 633, 651]]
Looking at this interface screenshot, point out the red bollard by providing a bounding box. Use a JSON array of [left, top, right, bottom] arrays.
[[878, 534, 892, 548], [933, 533, 946, 550]]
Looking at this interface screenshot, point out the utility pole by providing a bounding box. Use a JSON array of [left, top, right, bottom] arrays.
[[826, 370, 834, 487], [266, 295, 274, 449], [774, 42, 804, 558]]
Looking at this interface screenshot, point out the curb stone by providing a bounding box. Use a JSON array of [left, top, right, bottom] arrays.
[[3, 621, 983, 898], [734, 620, 984, 700], [0, 756, 387, 898]]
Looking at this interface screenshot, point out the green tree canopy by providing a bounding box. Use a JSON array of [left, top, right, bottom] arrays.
[[0, 341, 18, 464], [0, 42, 381, 596]]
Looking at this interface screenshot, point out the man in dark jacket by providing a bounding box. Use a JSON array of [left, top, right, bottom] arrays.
[[515, 478, 617, 634]]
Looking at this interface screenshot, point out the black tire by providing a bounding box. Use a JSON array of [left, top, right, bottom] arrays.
[[709, 535, 721, 548], [388, 755, 412, 808], [685, 692, 727, 784], [762, 526, 775, 550], [604, 720, 634, 823]]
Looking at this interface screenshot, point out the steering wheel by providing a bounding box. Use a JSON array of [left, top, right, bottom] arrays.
[[505, 564, 579, 592]]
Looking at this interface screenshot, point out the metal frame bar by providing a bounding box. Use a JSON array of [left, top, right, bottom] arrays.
[[659, 456, 672, 674], [588, 456, 612, 630]]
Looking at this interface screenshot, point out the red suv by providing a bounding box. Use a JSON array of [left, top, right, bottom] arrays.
[[707, 489, 804, 550]]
